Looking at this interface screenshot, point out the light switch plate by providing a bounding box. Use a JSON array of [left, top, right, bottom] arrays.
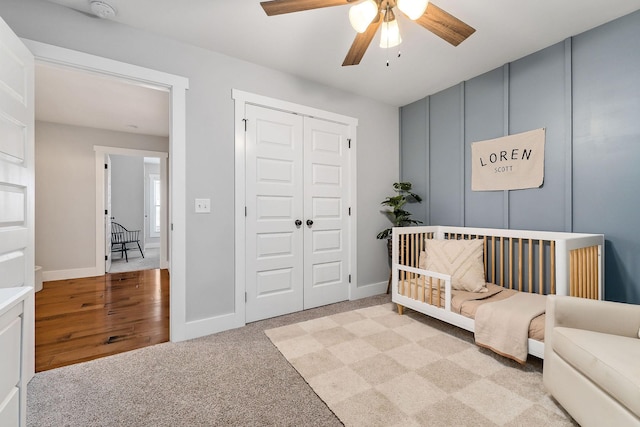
[[195, 198, 211, 213]]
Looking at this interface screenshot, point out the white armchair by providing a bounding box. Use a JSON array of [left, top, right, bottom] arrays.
[[543, 295, 640, 427]]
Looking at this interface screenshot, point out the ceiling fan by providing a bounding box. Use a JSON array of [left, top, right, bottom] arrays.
[[260, 0, 475, 66]]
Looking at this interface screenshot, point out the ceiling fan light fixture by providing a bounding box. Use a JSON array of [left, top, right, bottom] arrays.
[[397, 0, 429, 20], [348, 0, 378, 33], [380, 10, 402, 48]]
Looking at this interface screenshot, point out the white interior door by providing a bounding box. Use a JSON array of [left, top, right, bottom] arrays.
[[0, 16, 35, 383], [245, 104, 304, 322], [303, 117, 350, 308], [245, 105, 351, 322], [105, 154, 112, 272]]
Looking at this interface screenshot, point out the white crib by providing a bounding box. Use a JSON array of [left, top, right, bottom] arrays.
[[391, 225, 604, 359]]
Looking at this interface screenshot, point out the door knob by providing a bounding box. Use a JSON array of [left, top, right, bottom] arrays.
[[306, 219, 314, 227], [295, 219, 302, 227]]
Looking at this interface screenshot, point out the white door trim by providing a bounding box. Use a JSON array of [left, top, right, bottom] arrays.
[[25, 39, 190, 342], [233, 89, 358, 326]]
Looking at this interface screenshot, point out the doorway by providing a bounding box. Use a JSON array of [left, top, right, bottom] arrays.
[[32, 65, 173, 369], [100, 151, 169, 275], [26, 39, 189, 342], [94, 146, 170, 275]]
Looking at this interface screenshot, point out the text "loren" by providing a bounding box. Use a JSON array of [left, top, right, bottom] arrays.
[[480, 148, 532, 167]]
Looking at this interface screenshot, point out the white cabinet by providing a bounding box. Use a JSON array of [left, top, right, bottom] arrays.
[[0, 288, 32, 427]]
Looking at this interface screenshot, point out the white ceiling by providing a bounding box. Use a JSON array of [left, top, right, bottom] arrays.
[[37, 0, 640, 135], [36, 63, 170, 137]]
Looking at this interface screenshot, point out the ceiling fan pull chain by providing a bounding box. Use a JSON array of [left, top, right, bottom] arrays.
[[386, 50, 400, 67]]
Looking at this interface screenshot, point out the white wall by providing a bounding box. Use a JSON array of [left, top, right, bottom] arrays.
[[4, 0, 399, 326], [35, 121, 168, 276]]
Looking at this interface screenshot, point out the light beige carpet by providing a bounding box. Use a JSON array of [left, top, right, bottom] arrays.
[[109, 247, 159, 273], [266, 303, 577, 427]]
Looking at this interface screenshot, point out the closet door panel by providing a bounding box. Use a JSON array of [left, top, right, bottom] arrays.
[[303, 117, 350, 309], [245, 105, 304, 322]]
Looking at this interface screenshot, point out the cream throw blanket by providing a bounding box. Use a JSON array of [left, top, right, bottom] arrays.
[[474, 292, 547, 363]]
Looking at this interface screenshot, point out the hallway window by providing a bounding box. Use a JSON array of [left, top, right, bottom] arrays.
[[150, 174, 161, 238]]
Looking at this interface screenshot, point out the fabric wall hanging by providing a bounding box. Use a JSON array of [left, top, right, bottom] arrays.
[[471, 128, 545, 191]]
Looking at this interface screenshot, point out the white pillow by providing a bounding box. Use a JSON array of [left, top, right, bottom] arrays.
[[424, 239, 487, 293]]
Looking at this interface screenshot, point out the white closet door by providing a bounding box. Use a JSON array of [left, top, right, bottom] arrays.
[[303, 117, 350, 309], [245, 105, 304, 322]]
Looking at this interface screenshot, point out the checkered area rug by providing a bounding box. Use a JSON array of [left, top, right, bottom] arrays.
[[265, 303, 576, 426]]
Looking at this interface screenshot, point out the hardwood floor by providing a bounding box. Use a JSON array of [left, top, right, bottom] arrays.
[[35, 269, 169, 372]]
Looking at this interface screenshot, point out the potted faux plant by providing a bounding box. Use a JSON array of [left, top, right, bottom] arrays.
[[377, 182, 423, 257]]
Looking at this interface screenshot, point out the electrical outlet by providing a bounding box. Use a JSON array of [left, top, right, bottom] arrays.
[[195, 198, 211, 213]]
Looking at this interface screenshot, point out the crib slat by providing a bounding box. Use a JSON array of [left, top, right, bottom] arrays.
[[592, 246, 598, 299], [593, 246, 599, 299], [483, 236, 488, 280], [499, 236, 504, 287], [550, 241, 556, 295], [399, 234, 403, 296], [518, 238, 523, 292], [580, 248, 586, 298], [528, 239, 533, 293], [590, 246, 595, 299], [576, 248, 582, 298], [411, 233, 424, 299], [491, 236, 496, 284], [539, 239, 544, 295], [407, 235, 412, 295], [570, 250, 576, 297], [401, 234, 406, 296], [412, 233, 417, 289], [508, 237, 513, 289], [419, 233, 424, 303]]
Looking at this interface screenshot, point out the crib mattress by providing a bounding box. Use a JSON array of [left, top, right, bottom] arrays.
[[398, 281, 545, 342]]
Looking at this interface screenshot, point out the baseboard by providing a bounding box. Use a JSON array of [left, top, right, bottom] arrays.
[[145, 243, 160, 249], [350, 280, 388, 300], [181, 312, 245, 341], [42, 267, 99, 282], [177, 281, 387, 341]]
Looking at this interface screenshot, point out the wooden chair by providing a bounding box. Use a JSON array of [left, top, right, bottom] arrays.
[[111, 222, 144, 262]]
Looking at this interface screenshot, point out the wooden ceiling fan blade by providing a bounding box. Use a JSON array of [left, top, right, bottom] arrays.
[[261, 0, 353, 16], [415, 3, 476, 46], [342, 14, 382, 66]]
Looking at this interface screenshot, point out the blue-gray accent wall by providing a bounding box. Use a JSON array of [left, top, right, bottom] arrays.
[[400, 10, 640, 304]]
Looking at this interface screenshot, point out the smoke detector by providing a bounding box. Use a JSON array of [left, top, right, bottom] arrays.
[[90, 1, 117, 19]]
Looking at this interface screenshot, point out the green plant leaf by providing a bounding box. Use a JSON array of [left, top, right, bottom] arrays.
[[376, 182, 423, 239]]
